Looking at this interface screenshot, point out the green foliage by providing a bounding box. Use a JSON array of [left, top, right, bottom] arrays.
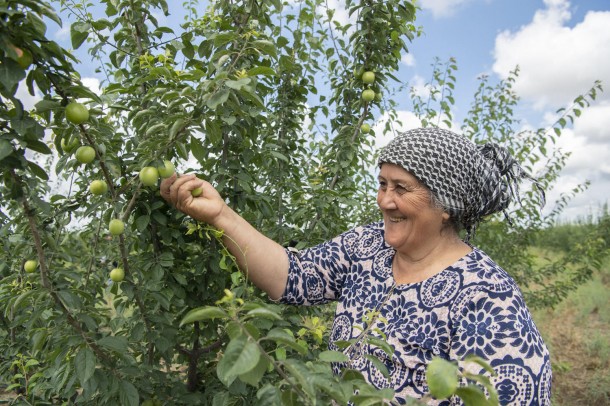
[[1, 0, 425, 404], [0, 0, 601, 405]]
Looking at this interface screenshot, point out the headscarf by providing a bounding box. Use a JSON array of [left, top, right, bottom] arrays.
[[377, 127, 545, 241]]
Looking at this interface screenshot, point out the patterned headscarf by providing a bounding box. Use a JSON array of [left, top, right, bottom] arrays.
[[377, 127, 545, 241]]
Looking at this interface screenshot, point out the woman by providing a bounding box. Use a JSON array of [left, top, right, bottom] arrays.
[[161, 127, 552, 405]]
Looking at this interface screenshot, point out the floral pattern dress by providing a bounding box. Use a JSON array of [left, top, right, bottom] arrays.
[[279, 222, 552, 405]]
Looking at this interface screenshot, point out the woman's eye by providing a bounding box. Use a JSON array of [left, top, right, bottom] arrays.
[[395, 185, 407, 194], [378, 181, 387, 190]]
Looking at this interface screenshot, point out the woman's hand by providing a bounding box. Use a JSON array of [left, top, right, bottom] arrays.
[[160, 173, 225, 225], [160, 172, 289, 299]]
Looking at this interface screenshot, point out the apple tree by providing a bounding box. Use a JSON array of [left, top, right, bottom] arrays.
[[0, 0, 425, 404], [0, 0, 606, 405]]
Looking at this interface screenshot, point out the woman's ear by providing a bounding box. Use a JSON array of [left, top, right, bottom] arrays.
[[442, 211, 451, 222]]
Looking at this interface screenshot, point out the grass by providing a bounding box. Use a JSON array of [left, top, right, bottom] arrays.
[[531, 255, 610, 406]]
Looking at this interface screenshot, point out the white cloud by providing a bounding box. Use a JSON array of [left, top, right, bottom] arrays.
[[538, 102, 610, 221], [409, 74, 430, 99], [81, 77, 102, 95], [54, 25, 70, 41], [492, 0, 610, 110], [491, 0, 610, 222], [401, 53, 416, 67], [15, 81, 41, 111], [323, 0, 351, 27], [572, 101, 610, 144], [373, 110, 422, 150], [419, 0, 475, 19]]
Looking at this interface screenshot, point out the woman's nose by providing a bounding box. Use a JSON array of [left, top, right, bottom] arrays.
[[377, 190, 396, 210]]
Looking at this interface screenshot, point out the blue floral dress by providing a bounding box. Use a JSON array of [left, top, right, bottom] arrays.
[[279, 222, 552, 405]]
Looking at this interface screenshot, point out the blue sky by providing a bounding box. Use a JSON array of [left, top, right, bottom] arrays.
[[41, 0, 610, 221], [383, 0, 610, 221]]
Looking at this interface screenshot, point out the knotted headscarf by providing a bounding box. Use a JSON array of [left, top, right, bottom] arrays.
[[377, 127, 545, 241]]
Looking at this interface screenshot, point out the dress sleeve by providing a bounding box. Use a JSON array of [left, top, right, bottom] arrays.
[[449, 288, 553, 405], [277, 232, 353, 306]]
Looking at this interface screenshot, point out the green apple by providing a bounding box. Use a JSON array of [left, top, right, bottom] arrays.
[[75, 146, 96, 164], [24, 260, 38, 273], [191, 187, 203, 197], [61, 136, 80, 153], [362, 89, 375, 102], [109, 219, 125, 236], [426, 357, 458, 399], [65, 102, 90, 125], [89, 180, 108, 195], [361, 71, 375, 84], [360, 123, 371, 134], [109, 267, 124, 282], [375, 92, 382, 102], [157, 160, 175, 178], [139, 166, 159, 187]]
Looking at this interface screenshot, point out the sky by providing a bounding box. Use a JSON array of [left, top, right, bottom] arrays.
[[379, 0, 610, 222], [29, 0, 610, 223]]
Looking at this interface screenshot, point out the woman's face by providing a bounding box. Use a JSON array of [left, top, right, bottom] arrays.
[[377, 163, 450, 253]]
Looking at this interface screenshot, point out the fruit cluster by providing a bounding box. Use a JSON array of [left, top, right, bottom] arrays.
[[31, 103, 207, 284], [358, 70, 380, 135]]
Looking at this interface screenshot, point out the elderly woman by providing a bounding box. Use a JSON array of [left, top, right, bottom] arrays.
[[161, 127, 552, 405]]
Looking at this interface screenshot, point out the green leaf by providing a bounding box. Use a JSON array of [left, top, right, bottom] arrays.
[[35, 99, 61, 113], [363, 354, 390, 378], [206, 88, 230, 110], [264, 328, 307, 355], [169, 117, 186, 139], [25, 359, 40, 368], [268, 150, 289, 162], [119, 380, 139, 406], [426, 357, 458, 399], [318, 350, 349, 363], [225, 78, 251, 90], [281, 359, 315, 398], [180, 306, 228, 326], [238, 354, 269, 386], [0, 140, 13, 161], [57, 290, 81, 309], [97, 336, 128, 353], [455, 385, 491, 406], [27, 160, 49, 180], [75, 348, 96, 385], [135, 214, 150, 232], [247, 66, 276, 77], [27, 12, 47, 37], [217, 334, 261, 386], [145, 123, 166, 137], [213, 32, 237, 47], [0, 58, 26, 92], [364, 336, 394, 356], [256, 384, 282, 404], [190, 136, 207, 162], [70, 22, 91, 49], [245, 307, 282, 320], [251, 40, 277, 57], [11, 116, 44, 140], [27, 140, 52, 154]]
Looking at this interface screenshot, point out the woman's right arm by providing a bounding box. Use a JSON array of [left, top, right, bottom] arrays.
[[160, 173, 289, 300]]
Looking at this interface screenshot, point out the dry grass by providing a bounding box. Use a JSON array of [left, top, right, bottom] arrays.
[[532, 260, 610, 406]]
